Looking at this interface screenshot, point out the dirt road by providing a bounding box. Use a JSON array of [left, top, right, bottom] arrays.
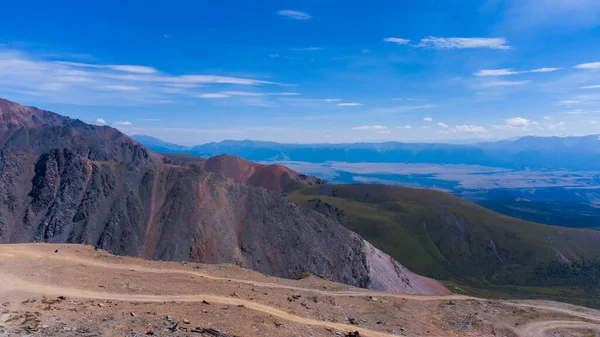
[[1, 244, 599, 337]]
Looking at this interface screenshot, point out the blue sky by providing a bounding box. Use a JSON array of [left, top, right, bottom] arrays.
[[1, 0, 600, 144]]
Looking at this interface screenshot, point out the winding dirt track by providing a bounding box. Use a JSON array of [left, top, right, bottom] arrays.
[[1, 244, 600, 337], [518, 320, 600, 337]]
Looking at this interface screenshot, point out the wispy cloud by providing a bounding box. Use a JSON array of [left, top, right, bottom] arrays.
[[437, 122, 449, 128], [530, 67, 561, 73], [336, 102, 363, 107], [398, 125, 412, 129], [0, 48, 282, 106], [475, 67, 560, 76], [289, 47, 323, 51], [383, 37, 410, 45], [481, 80, 528, 88], [221, 91, 301, 97], [278, 10, 312, 20], [476, 69, 521, 76], [555, 100, 581, 105], [377, 130, 392, 135], [95, 118, 106, 125], [574, 62, 600, 70], [352, 125, 387, 130], [114, 121, 133, 126], [104, 85, 139, 91], [198, 93, 231, 98], [581, 85, 600, 89], [424, 117, 433, 122], [58, 62, 158, 74], [416, 37, 511, 50]]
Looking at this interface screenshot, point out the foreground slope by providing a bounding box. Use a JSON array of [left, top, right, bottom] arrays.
[[0, 98, 445, 295], [288, 184, 600, 307], [2, 244, 599, 337]]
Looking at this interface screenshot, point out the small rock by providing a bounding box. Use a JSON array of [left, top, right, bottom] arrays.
[[145, 331, 154, 335], [202, 300, 210, 305], [183, 319, 190, 324], [369, 296, 377, 302], [129, 312, 136, 317]]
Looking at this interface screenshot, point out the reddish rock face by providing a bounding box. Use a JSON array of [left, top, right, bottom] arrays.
[[200, 154, 324, 193], [0, 97, 448, 296]]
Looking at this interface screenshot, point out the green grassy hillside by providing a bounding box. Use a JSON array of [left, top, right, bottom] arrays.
[[288, 184, 600, 308]]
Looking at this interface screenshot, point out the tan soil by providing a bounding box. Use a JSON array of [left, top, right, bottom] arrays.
[[0, 244, 599, 337]]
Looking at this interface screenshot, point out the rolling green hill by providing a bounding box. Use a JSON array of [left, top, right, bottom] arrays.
[[287, 184, 600, 308]]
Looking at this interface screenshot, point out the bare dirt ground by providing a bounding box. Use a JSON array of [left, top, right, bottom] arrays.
[[0, 244, 599, 337]]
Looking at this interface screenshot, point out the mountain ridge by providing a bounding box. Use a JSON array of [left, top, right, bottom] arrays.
[[0, 97, 447, 295]]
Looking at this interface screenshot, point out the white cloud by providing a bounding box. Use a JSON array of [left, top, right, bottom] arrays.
[[352, 125, 387, 130], [397, 125, 412, 129], [530, 67, 561, 73], [548, 121, 566, 130], [269, 53, 280, 58], [114, 121, 133, 126], [58, 62, 158, 74], [422, 126, 431, 129], [423, 117, 433, 122], [222, 91, 263, 96], [437, 122, 449, 128], [278, 10, 312, 20], [104, 85, 139, 91], [289, 47, 323, 51], [450, 125, 488, 133], [543, 116, 554, 121], [377, 130, 392, 135], [481, 81, 528, 88], [384, 37, 410, 45], [475, 67, 560, 76], [336, 102, 363, 107], [416, 37, 511, 50], [505, 117, 532, 127], [95, 118, 107, 125], [581, 85, 600, 89], [323, 98, 342, 102], [556, 100, 582, 105], [574, 62, 600, 70], [198, 93, 231, 98], [476, 69, 521, 76]]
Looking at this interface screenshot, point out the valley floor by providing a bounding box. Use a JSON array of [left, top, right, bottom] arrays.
[[0, 244, 599, 337]]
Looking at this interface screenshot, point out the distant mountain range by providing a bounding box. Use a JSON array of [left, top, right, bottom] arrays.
[[133, 134, 600, 171]]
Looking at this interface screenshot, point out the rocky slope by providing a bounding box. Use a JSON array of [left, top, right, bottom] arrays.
[[0, 98, 447, 295]]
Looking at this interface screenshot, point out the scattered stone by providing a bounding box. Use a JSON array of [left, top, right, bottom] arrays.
[[129, 312, 136, 317], [82, 333, 99, 337], [230, 293, 240, 298], [55, 250, 59, 253], [202, 300, 210, 305], [345, 332, 360, 337], [447, 300, 456, 306], [183, 319, 190, 324], [145, 331, 155, 335], [274, 321, 283, 327], [345, 317, 358, 325], [237, 304, 244, 308], [369, 296, 378, 302]]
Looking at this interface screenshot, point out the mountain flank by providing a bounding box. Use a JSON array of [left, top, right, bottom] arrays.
[[0, 97, 447, 295]]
